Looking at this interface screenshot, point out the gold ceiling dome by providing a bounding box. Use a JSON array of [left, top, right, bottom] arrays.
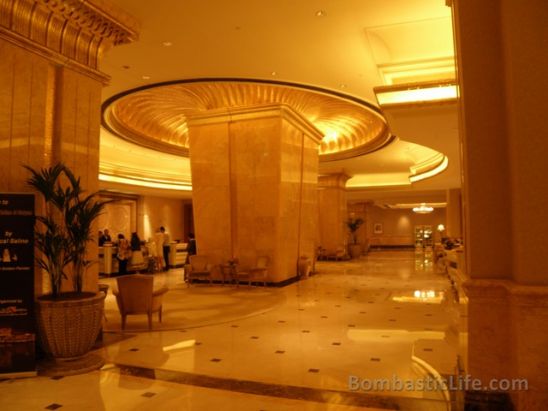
[[102, 79, 392, 161]]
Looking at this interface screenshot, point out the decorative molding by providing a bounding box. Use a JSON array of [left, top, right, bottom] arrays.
[[101, 78, 389, 161], [464, 278, 548, 307], [187, 104, 324, 144], [0, 0, 139, 83]]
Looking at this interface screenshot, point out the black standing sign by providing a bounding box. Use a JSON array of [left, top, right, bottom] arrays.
[[0, 193, 36, 377]]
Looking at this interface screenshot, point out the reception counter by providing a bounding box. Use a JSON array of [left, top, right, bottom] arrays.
[[169, 242, 188, 268]]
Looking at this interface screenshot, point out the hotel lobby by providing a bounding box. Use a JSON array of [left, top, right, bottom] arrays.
[[0, 1, 547, 410]]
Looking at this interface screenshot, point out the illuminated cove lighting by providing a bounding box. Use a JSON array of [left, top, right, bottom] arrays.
[[99, 174, 192, 191], [409, 156, 449, 183], [374, 80, 457, 107]]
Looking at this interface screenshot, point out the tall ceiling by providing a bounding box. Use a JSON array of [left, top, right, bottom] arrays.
[[99, 0, 460, 203]]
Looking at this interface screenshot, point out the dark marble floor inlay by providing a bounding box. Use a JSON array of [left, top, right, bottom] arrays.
[[332, 342, 341, 346], [347, 324, 356, 328], [45, 404, 63, 410], [129, 348, 139, 352], [231, 325, 239, 328], [370, 358, 381, 362], [250, 336, 259, 339], [50, 376, 64, 380], [423, 348, 434, 352], [210, 358, 222, 362], [381, 335, 390, 338], [195, 342, 203, 345], [278, 320, 286, 323], [359, 311, 366, 314], [141, 392, 156, 398], [320, 316, 328, 319], [275, 350, 285, 354], [302, 330, 310, 333], [112, 364, 407, 409], [388, 319, 396, 322]]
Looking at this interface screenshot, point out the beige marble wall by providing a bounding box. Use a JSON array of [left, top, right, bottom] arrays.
[[366, 206, 446, 246], [188, 105, 320, 283], [137, 196, 187, 242], [317, 173, 349, 252]]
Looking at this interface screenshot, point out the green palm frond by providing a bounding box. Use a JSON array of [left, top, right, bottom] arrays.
[[25, 162, 108, 296]]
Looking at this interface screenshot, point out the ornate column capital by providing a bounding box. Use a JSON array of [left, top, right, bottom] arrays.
[[0, 0, 139, 83]]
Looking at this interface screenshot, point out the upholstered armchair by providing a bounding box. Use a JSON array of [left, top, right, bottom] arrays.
[[235, 256, 269, 286], [113, 274, 168, 330], [185, 255, 213, 285]]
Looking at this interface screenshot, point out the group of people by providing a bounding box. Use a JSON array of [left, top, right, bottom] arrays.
[[99, 226, 196, 275]]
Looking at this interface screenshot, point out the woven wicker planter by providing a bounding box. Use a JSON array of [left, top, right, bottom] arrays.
[[36, 292, 105, 359]]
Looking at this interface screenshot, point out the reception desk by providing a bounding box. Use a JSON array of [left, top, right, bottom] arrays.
[[99, 245, 117, 276], [169, 242, 188, 268]]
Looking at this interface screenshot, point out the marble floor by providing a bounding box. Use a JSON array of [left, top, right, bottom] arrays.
[[0, 251, 467, 411]]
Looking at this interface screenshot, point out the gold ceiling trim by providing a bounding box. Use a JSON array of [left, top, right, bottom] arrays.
[[0, 0, 139, 83], [102, 79, 390, 161]]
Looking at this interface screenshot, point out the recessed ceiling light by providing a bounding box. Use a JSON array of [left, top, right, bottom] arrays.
[[142, 75, 151, 80], [340, 84, 347, 89], [162, 41, 173, 47], [315, 10, 326, 17], [271, 71, 277, 76]]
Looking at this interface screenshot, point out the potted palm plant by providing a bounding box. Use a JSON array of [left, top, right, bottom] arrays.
[[25, 163, 108, 375], [346, 217, 364, 259]]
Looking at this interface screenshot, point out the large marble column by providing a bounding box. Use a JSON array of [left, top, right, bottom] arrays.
[[0, 0, 138, 293], [188, 105, 321, 284], [317, 172, 350, 253], [453, 0, 548, 409]]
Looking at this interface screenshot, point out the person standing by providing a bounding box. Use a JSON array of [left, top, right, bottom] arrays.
[[116, 233, 131, 275], [130, 232, 144, 268], [154, 228, 165, 271], [160, 226, 170, 271], [186, 232, 197, 263]]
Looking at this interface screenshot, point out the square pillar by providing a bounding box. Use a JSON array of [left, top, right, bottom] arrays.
[[188, 105, 321, 284]]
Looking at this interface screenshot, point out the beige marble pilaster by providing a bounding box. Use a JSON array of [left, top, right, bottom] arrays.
[[317, 172, 350, 253], [453, 0, 548, 409], [188, 105, 321, 283], [0, 0, 138, 294]]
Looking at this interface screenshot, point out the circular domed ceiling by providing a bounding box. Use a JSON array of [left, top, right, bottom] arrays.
[[102, 79, 392, 161]]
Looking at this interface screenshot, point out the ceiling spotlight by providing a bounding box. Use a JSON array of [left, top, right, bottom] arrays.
[[271, 71, 277, 76], [162, 41, 173, 47], [142, 75, 151, 80], [315, 10, 326, 17]]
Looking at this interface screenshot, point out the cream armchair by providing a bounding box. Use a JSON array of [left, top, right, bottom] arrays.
[[185, 255, 213, 285], [235, 256, 269, 287], [113, 274, 168, 330]]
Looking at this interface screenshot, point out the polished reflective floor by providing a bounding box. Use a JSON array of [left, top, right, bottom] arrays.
[[0, 251, 466, 411]]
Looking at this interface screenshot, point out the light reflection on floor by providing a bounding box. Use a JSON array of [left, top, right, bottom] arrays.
[[0, 251, 466, 411]]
